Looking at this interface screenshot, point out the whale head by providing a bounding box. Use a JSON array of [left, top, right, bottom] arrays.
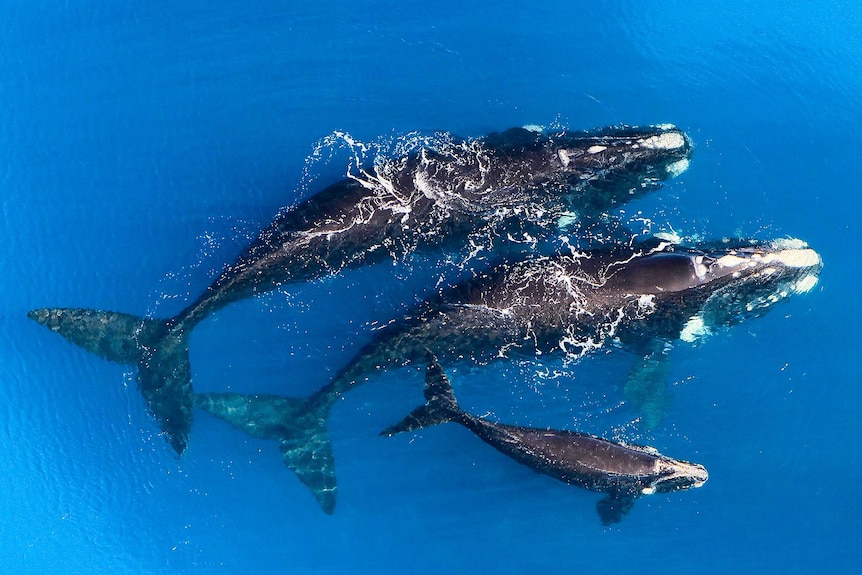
[[647, 457, 709, 494], [686, 238, 823, 332], [596, 238, 822, 342], [551, 123, 693, 212]]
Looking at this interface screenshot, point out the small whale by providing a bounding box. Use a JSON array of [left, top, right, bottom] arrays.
[[28, 124, 692, 454], [382, 352, 708, 524], [195, 238, 821, 511]]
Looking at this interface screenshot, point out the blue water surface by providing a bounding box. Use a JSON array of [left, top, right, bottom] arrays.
[[1, 1, 860, 573]]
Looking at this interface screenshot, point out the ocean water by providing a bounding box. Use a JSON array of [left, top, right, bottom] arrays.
[[1, 1, 859, 573]]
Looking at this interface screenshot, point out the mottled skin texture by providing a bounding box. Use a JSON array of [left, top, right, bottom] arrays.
[[382, 355, 708, 524], [28, 124, 693, 454]]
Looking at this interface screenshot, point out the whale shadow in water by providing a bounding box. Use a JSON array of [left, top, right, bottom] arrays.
[[28, 124, 693, 454]]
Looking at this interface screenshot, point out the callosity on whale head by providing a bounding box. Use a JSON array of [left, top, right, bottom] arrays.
[[551, 123, 692, 182]]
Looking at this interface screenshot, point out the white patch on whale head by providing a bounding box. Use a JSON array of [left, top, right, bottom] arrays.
[[587, 145, 607, 154], [635, 132, 687, 150], [665, 157, 690, 177], [792, 274, 819, 294], [694, 255, 708, 280], [716, 254, 750, 269], [761, 248, 821, 269], [522, 124, 544, 133]]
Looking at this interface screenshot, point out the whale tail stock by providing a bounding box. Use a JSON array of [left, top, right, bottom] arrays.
[[27, 307, 193, 455], [381, 351, 464, 436], [193, 391, 337, 514]]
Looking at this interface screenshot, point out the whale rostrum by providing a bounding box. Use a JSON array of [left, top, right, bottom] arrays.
[[28, 124, 693, 454]]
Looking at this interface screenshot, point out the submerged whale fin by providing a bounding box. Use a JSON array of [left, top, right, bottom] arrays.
[[279, 432, 336, 514], [624, 340, 674, 429], [596, 489, 638, 525], [194, 392, 337, 514], [381, 351, 463, 436], [27, 307, 192, 455]]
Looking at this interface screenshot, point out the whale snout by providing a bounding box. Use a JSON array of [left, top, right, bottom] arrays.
[[652, 459, 709, 494]]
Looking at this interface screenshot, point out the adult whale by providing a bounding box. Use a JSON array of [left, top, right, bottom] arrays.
[[29, 124, 692, 455], [382, 353, 708, 524], [195, 237, 821, 512]]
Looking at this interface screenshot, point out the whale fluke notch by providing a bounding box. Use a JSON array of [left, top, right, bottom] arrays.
[[194, 392, 337, 514], [27, 307, 192, 454]]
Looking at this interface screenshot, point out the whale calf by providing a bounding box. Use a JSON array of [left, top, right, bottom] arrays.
[[382, 353, 708, 524], [195, 238, 821, 512], [29, 124, 692, 454]]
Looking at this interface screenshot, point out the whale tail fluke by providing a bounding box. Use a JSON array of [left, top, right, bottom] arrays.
[[27, 307, 193, 455], [381, 351, 463, 436], [194, 392, 337, 514]]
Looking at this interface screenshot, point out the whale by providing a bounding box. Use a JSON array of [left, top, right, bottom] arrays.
[[194, 237, 821, 512], [381, 352, 708, 524], [28, 124, 692, 455]]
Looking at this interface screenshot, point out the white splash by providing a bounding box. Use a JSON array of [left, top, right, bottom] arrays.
[[679, 315, 709, 343]]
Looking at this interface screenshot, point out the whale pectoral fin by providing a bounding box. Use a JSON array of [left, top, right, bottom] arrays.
[[624, 340, 673, 430], [279, 432, 337, 515], [596, 490, 638, 525]]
